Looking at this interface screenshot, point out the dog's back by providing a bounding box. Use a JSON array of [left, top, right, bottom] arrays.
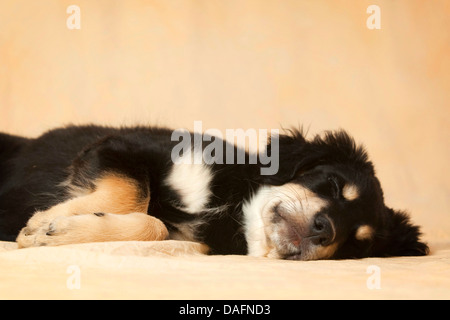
[[0, 133, 29, 240], [0, 133, 28, 189]]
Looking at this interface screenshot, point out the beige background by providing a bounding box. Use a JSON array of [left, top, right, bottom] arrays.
[[0, 0, 449, 244]]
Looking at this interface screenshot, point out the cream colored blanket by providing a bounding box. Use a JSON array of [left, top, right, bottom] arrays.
[[1, 240, 449, 299], [0, 0, 449, 300]]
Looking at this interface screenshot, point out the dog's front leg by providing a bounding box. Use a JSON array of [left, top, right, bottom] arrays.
[[17, 173, 168, 248]]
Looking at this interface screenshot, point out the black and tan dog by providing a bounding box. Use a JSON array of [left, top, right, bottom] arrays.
[[0, 125, 428, 260]]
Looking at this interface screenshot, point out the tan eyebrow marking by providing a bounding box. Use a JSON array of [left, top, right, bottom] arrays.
[[342, 184, 359, 201], [355, 225, 374, 241]]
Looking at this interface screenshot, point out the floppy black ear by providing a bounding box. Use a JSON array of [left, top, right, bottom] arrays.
[[374, 208, 429, 257]]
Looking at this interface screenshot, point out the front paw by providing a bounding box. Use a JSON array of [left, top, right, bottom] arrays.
[[17, 216, 71, 248], [17, 226, 37, 248]]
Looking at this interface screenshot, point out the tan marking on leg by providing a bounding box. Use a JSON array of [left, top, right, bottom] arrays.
[[16, 173, 158, 248], [66, 173, 150, 215]]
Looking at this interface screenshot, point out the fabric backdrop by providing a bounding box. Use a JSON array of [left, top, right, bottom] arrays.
[[0, 0, 449, 299]]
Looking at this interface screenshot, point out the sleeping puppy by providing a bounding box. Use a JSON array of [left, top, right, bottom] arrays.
[[0, 125, 428, 260]]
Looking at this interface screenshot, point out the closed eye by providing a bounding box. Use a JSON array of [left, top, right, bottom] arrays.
[[328, 176, 340, 199]]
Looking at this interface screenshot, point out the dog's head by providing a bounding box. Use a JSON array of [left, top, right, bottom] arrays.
[[252, 130, 429, 260]]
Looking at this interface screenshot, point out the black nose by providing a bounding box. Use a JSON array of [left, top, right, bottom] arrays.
[[311, 214, 335, 246]]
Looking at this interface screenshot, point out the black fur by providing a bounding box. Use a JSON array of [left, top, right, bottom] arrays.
[[0, 125, 429, 258]]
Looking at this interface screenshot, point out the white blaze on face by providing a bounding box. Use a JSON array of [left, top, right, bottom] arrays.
[[243, 183, 329, 259]]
